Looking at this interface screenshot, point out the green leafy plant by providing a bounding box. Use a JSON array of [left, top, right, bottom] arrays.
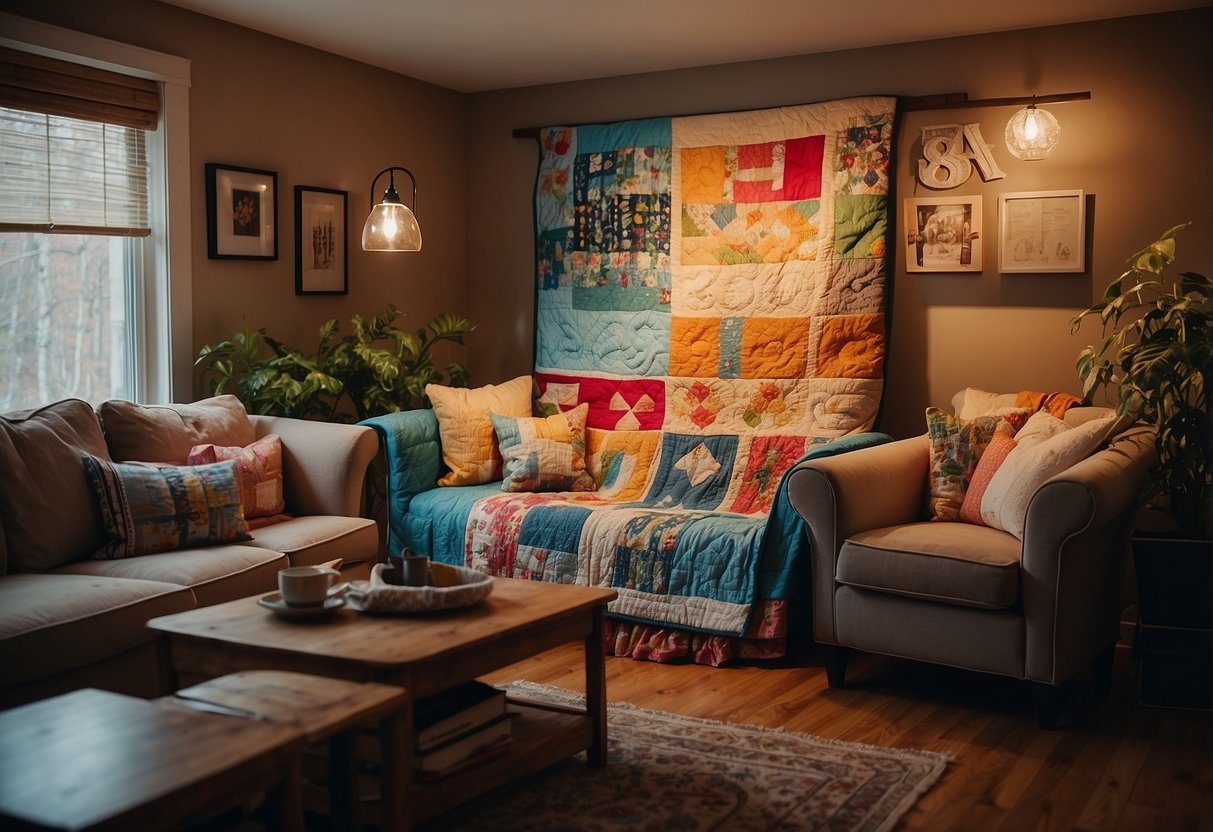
[[196, 304, 475, 422], [1071, 223, 1211, 539]]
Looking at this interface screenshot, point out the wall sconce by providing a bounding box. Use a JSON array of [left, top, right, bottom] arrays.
[[361, 166, 422, 251], [1004, 100, 1062, 161]]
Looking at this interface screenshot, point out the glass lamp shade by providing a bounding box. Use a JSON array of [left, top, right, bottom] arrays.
[[361, 202, 422, 251], [1005, 105, 1061, 161]]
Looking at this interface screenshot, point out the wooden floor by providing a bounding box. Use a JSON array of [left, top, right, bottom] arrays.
[[483, 642, 1213, 831]]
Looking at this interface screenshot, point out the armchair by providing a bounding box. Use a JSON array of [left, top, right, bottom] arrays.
[[786, 424, 1156, 728]]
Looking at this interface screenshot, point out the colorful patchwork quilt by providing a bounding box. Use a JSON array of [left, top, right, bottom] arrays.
[[364, 96, 897, 661]]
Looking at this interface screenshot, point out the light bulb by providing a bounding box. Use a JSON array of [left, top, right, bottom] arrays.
[[1024, 112, 1038, 141], [384, 216, 397, 238]]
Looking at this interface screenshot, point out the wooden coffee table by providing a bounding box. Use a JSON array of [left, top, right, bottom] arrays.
[[0, 688, 304, 831], [148, 577, 616, 831]]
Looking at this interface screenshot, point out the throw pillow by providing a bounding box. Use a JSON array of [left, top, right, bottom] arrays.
[[490, 403, 596, 493], [98, 395, 255, 463], [979, 413, 1118, 539], [187, 434, 286, 520], [426, 376, 532, 486], [958, 427, 1018, 525], [82, 456, 251, 559], [926, 407, 1029, 521]]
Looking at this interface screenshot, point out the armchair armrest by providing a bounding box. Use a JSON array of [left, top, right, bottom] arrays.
[[785, 434, 929, 642], [248, 415, 378, 517], [358, 409, 442, 555]]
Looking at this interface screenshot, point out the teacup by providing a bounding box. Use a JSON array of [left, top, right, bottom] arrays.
[[278, 565, 346, 607]]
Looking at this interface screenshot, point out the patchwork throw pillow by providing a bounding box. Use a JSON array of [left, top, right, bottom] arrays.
[[490, 403, 596, 493], [82, 456, 251, 559], [188, 434, 286, 520], [980, 413, 1119, 539], [926, 407, 1029, 521], [426, 375, 532, 486]]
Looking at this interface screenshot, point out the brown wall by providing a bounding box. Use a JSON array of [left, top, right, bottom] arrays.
[[5, 5, 1211, 435], [464, 8, 1213, 438], [3, 0, 468, 400]]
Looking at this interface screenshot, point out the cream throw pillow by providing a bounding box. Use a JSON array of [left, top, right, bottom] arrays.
[[426, 376, 532, 486], [979, 412, 1117, 539]]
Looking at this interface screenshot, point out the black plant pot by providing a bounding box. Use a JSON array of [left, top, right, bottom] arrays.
[[1132, 536, 1213, 710]]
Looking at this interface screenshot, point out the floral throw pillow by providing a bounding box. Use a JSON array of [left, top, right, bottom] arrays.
[[489, 403, 596, 493], [926, 407, 1029, 521], [82, 456, 251, 559]]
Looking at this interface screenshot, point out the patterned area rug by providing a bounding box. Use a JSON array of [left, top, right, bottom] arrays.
[[423, 681, 951, 832]]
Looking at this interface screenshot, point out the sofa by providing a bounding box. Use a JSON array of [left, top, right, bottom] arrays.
[[785, 388, 1156, 727], [0, 395, 379, 707], [363, 400, 887, 666]]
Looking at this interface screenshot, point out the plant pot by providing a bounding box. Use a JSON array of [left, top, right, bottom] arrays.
[[1132, 536, 1213, 710]]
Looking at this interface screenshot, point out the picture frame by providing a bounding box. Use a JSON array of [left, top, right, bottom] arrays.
[[998, 189, 1086, 273], [905, 195, 982, 272], [294, 186, 348, 295], [205, 164, 277, 260]]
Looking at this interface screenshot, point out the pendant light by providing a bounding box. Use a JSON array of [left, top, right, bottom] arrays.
[[362, 166, 422, 251]]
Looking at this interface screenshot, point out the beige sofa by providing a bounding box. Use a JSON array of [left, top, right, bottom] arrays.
[[0, 395, 379, 707]]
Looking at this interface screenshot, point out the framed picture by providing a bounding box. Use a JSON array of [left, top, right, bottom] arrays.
[[999, 190, 1086, 273], [905, 195, 982, 272], [205, 164, 277, 260], [294, 186, 348, 295]]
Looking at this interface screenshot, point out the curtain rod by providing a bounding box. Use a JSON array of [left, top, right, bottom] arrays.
[[511, 90, 1091, 139]]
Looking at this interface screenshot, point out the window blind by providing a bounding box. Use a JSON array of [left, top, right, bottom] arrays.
[[0, 46, 159, 131]]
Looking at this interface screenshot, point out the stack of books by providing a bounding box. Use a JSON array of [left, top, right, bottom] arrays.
[[412, 681, 511, 779]]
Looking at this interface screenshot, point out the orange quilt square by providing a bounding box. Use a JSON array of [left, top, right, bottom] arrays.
[[740, 318, 810, 379], [816, 313, 885, 379], [670, 317, 721, 377], [681, 146, 726, 204]]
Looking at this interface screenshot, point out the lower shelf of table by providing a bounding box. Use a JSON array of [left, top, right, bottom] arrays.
[[305, 699, 595, 827]]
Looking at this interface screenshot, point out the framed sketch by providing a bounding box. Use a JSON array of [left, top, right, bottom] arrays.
[[999, 190, 1086, 273], [294, 186, 348, 295], [905, 195, 982, 272], [205, 164, 277, 260]]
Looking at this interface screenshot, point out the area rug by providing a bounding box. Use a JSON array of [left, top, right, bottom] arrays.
[[422, 681, 951, 832]]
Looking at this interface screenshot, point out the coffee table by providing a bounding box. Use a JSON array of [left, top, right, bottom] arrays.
[[148, 577, 617, 831], [0, 688, 303, 831]]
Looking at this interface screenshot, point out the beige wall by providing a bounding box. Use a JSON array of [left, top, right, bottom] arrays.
[[3, 0, 468, 400], [464, 8, 1213, 438]]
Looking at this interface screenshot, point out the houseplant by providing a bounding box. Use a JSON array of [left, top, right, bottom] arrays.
[[196, 304, 476, 422], [1071, 223, 1212, 708]]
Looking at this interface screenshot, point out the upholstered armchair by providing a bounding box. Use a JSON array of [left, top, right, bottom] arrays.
[[786, 422, 1156, 728]]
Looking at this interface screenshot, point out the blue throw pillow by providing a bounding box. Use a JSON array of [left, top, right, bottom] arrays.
[[82, 455, 251, 559]]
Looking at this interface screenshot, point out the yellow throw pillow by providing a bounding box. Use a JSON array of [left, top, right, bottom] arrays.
[[426, 376, 532, 486]]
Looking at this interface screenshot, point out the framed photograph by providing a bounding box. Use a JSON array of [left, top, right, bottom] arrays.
[[294, 186, 348, 295], [999, 190, 1086, 273], [905, 195, 982, 272], [205, 164, 277, 260]]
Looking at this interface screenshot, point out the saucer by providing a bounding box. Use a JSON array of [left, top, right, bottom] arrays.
[[258, 592, 345, 619]]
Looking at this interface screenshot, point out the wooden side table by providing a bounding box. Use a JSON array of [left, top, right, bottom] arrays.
[[163, 670, 407, 831], [0, 688, 304, 831]]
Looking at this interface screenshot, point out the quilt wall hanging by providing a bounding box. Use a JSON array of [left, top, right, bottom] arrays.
[[433, 96, 896, 664]]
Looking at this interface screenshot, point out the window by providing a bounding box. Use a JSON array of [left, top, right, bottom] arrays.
[[0, 15, 192, 411]]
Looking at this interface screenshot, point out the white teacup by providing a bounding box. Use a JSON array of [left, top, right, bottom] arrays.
[[278, 565, 346, 607]]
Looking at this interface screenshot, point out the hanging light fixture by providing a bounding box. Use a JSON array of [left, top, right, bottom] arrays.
[[1004, 99, 1062, 161], [361, 166, 422, 251]]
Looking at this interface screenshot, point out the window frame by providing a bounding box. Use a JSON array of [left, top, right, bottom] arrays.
[[0, 12, 192, 403]]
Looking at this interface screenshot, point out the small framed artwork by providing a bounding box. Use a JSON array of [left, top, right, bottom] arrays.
[[905, 195, 982, 272], [294, 186, 348, 295], [205, 164, 277, 260], [999, 189, 1086, 273]]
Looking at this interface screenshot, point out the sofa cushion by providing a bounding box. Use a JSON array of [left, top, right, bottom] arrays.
[[188, 433, 287, 520], [54, 544, 286, 608], [246, 515, 378, 568], [838, 521, 1022, 610], [0, 399, 110, 572], [98, 395, 254, 464], [82, 457, 251, 559], [490, 403, 596, 493], [425, 376, 532, 486], [0, 573, 196, 686]]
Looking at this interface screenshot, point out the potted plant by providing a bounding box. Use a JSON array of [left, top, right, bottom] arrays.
[[1071, 222, 1212, 708], [196, 304, 476, 422]]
